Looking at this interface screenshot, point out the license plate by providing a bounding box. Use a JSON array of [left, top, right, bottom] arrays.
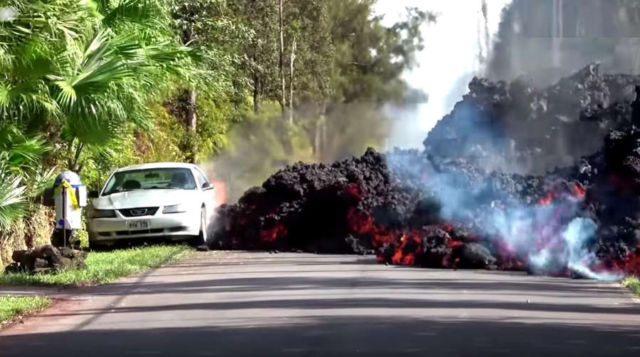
[[127, 220, 150, 230]]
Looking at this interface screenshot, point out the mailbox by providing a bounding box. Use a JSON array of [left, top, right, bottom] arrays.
[[52, 171, 87, 230]]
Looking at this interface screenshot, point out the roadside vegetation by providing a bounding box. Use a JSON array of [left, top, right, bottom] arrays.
[[0, 245, 188, 286], [623, 277, 640, 297], [0, 0, 429, 267], [0, 295, 51, 324]]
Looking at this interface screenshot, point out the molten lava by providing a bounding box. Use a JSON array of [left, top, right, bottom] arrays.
[[208, 65, 640, 281], [260, 222, 287, 243]]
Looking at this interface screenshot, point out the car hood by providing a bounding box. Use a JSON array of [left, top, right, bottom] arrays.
[[92, 189, 200, 210]]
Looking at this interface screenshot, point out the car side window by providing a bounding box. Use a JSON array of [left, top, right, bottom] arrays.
[[194, 169, 209, 189]]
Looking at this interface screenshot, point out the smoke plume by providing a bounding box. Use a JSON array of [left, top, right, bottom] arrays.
[[490, 0, 640, 85]]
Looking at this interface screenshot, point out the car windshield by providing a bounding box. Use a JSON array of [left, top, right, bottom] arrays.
[[102, 168, 196, 195]]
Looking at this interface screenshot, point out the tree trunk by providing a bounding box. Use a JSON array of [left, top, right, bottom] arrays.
[[180, 15, 198, 163], [253, 74, 260, 113], [187, 90, 197, 132], [70, 141, 84, 173], [314, 117, 321, 157], [313, 103, 328, 161], [279, 0, 286, 118], [289, 39, 296, 124]]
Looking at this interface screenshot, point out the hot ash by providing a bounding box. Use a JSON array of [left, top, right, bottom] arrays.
[[209, 65, 640, 281]]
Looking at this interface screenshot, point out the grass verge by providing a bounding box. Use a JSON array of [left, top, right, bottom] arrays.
[[623, 277, 640, 297], [0, 296, 51, 324], [0, 245, 189, 286]]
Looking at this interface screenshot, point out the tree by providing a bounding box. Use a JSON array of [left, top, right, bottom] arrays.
[[279, 0, 286, 117], [282, 0, 333, 115], [1, 0, 187, 170], [227, 0, 280, 114], [0, 0, 431, 229], [168, 0, 243, 162], [289, 38, 296, 124], [326, 0, 431, 104]]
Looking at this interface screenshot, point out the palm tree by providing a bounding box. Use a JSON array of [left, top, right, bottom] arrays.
[[1, 0, 187, 169], [0, 125, 48, 229], [0, 165, 26, 230], [54, 29, 186, 169], [0, 0, 187, 225]]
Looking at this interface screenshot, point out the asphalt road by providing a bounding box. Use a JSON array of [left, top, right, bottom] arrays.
[[1, 251, 639, 356]]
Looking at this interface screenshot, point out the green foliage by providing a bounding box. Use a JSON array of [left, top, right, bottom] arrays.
[[0, 245, 189, 286], [0, 0, 97, 122], [227, 0, 280, 104], [0, 0, 428, 251], [208, 0, 430, 201], [0, 124, 49, 229], [0, 125, 47, 172], [1, 0, 187, 161], [623, 277, 640, 297], [0, 170, 25, 230], [0, 295, 50, 323], [141, 104, 192, 163], [325, 1, 432, 104], [0, 0, 190, 230], [79, 127, 143, 189], [74, 216, 90, 248]]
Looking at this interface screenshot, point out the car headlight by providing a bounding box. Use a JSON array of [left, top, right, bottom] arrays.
[[91, 209, 116, 218], [163, 204, 187, 214]]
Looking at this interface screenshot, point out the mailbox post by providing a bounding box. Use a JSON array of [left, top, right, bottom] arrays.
[[51, 171, 87, 247]]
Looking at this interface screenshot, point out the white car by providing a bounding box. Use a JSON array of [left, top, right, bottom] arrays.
[[87, 162, 215, 248]]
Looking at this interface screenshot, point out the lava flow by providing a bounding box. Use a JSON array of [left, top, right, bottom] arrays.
[[209, 65, 640, 281]]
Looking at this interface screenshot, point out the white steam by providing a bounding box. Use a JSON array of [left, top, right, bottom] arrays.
[[387, 149, 622, 281], [562, 218, 623, 281], [381, 1, 626, 280]]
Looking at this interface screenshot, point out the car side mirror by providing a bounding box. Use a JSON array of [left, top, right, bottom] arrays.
[[202, 182, 214, 191], [88, 190, 100, 198]]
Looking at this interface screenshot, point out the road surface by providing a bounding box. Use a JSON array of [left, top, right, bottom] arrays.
[[1, 251, 639, 356]]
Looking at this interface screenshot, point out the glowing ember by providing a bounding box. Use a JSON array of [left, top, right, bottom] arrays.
[[260, 223, 287, 243], [538, 193, 553, 206]]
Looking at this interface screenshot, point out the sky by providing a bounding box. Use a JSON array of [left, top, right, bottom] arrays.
[[375, 0, 512, 148]]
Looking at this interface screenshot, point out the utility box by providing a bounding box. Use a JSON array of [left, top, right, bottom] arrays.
[[53, 171, 87, 230]]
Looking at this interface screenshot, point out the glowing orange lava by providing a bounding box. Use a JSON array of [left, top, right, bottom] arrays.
[[538, 193, 553, 206], [260, 223, 287, 243]]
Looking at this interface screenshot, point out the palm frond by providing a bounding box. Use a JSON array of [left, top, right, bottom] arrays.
[[0, 176, 26, 230], [64, 94, 128, 145], [55, 79, 77, 106], [101, 0, 168, 28], [27, 165, 56, 198], [0, 155, 25, 230], [0, 124, 49, 174]]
